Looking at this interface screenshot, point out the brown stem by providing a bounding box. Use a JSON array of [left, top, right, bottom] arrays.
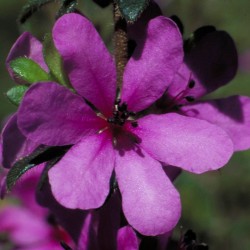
[[113, 2, 128, 99]]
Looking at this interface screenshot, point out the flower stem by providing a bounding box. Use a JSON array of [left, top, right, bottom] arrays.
[[113, 2, 128, 99]]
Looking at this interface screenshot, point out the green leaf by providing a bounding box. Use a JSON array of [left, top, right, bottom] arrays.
[[6, 145, 71, 191], [6, 164, 36, 191], [43, 33, 70, 87], [6, 146, 48, 191], [18, 0, 54, 24], [116, 0, 150, 22], [56, 0, 78, 19], [10, 57, 51, 84], [6, 85, 29, 106]]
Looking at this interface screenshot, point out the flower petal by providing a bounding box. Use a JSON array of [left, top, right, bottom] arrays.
[[168, 31, 238, 100], [181, 96, 250, 151], [115, 146, 181, 235], [0, 206, 51, 246], [36, 178, 88, 244], [49, 132, 114, 209], [6, 32, 48, 83], [122, 16, 183, 112], [18, 82, 102, 146], [1, 114, 39, 168], [53, 13, 116, 115], [130, 113, 233, 173], [117, 226, 139, 250]]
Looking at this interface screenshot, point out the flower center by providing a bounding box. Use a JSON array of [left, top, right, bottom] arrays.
[[107, 99, 138, 127]]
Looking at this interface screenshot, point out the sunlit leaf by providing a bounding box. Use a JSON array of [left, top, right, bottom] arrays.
[[10, 58, 51, 84]]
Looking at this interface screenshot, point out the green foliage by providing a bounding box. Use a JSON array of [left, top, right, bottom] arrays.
[[57, 0, 78, 19], [43, 33, 70, 87], [6, 146, 48, 191], [116, 0, 150, 22], [18, 0, 54, 24], [18, 0, 78, 24], [10, 57, 51, 84], [6, 145, 70, 191], [6, 85, 29, 106]]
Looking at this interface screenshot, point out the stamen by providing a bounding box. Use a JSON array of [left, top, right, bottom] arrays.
[[98, 126, 108, 134], [107, 101, 138, 127]]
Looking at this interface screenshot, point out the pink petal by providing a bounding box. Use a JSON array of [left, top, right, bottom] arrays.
[[76, 213, 98, 250], [117, 226, 139, 250], [122, 16, 183, 112], [52, 13, 116, 116], [115, 145, 181, 236], [168, 31, 238, 100], [6, 32, 48, 83], [1, 114, 39, 168], [0, 172, 7, 199], [12, 165, 47, 217], [18, 82, 103, 146], [181, 96, 250, 151], [49, 132, 115, 209], [130, 113, 233, 173], [0, 206, 51, 246], [36, 178, 88, 244]]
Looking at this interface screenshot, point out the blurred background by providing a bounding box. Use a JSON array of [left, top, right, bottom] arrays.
[[0, 0, 249, 249]]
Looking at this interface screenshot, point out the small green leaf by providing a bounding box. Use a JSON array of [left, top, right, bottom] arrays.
[[116, 0, 150, 22], [10, 57, 51, 84], [43, 33, 70, 87], [6, 85, 29, 106], [7, 163, 36, 192], [6, 145, 71, 191], [18, 0, 54, 24], [6, 146, 48, 191], [56, 0, 78, 19]]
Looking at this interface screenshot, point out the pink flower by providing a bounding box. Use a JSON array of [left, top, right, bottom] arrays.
[[16, 13, 233, 236], [0, 164, 74, 249], [1, 32, 47, 169], [157, 28, 250, 152]]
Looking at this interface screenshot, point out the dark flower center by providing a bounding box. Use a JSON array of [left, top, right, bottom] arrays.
[[107, 99, 138, 127]]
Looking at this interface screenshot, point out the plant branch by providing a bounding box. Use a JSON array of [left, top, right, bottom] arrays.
[[113, 2, 128, 99]]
